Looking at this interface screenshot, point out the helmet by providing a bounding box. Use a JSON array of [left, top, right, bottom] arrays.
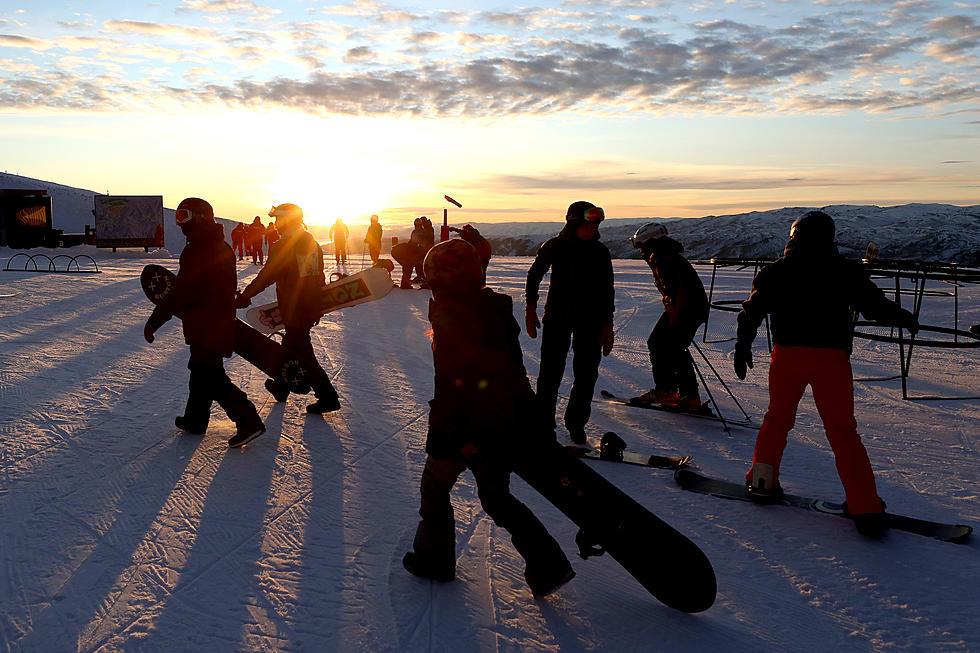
[[175, 197, 214, 226], [629, 222, 668, 249], [789, 210, 835, 244], [269, 203, 304, 228], [423, 239, 484, 295], [566, 200, 596, 223]]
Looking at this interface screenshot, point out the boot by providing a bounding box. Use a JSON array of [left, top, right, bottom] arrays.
[[844, 499, 890, 538], [526, 562, 575, 599], [307, 395, 341, 414], [633, 389, 679, 406], [745, 463, 784, 504], [228, 420, 265, 448], [402, 551, 455, 582], [175, 415, 207, 435]]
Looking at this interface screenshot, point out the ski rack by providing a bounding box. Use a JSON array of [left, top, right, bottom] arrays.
[[4, 252, 101, 274]]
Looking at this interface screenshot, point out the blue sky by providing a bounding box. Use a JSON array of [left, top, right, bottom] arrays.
[[1, 0, 978, 225]]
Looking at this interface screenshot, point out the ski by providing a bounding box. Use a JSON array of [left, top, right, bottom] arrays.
[[566, 432, 693, 469], [674, 469, 973, 544], [598, 390, 754, 429]]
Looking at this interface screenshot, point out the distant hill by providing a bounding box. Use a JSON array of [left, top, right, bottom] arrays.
[[2, 172, 977, 264]]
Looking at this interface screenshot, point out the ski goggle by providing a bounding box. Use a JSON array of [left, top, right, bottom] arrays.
[[175, 208, 195, 225], [584, 207, 605, 223]]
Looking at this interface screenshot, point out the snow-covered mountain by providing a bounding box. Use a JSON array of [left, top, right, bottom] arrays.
[[3, 171, 978, 265]]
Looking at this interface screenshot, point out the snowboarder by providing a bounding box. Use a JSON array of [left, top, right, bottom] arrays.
[[143, 197, 265, 448], [247, 215, 265, 265], [236, 203, 341, 414], [364, 214, 383, 264], [231, 222, 246, 261], [330, 218, 349, 265], [734, 210, 919, 537], [449, 224, 492, 273], [629, 223, 709, 412], [403, 239, 575, 598], [525, 202, 615, 444]]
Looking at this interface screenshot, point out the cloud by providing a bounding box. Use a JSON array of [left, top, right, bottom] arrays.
[[0, 34, 53, 50], [177, 0, 280, 21], [102, 20, 216, 40]]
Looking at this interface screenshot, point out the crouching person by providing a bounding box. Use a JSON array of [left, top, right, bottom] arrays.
[[403, 239, 575, 599]]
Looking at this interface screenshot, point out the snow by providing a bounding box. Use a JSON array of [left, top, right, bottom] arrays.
[[1, 251, 979, 652]]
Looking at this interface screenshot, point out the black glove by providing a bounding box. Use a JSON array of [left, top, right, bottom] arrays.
[[903, 312, 920, 335], [235, 291, 252, 309], [734, 344, 753, 380]]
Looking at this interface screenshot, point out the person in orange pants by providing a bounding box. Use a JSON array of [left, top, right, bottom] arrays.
[[734, 210, 918, 537]]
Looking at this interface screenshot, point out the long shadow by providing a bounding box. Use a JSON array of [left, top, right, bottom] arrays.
[[0, 275, 141, 328]]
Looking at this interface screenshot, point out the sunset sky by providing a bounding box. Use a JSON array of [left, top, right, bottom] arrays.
[[1, 0, 978, 227]]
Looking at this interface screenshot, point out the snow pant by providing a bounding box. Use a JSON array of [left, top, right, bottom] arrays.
[[335, 243, 347, 264], [412, 454, 571, 584], [747, 345, 882, 515], [368, 244, 381, 264], [279, 325, 338, 401], [234, 241, 244, 260], [647, 312, 701, 398], [251, 245, 264, 265], [184, 347, 260, 429], [536, 318, 603, 432]]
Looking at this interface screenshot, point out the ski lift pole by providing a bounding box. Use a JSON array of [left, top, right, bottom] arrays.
[[443, 195, 461, 242], [691, 340, 752, 420]]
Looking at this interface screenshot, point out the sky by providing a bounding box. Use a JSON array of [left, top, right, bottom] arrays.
[[1, 1, 979, 227]]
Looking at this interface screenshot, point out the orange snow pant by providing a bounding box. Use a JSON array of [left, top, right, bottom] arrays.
[[747, 345, 883, 515]]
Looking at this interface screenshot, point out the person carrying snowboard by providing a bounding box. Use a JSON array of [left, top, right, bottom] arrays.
[[365, 214, 383, 264], [143, 197, 265, 448], [734, 210, 918, 537], [403, 239, 575, 599], [629, 223, 709, 412], [330, 217, 349, 265], [525, 202, 614, 444], [236, 202, 341, 414]]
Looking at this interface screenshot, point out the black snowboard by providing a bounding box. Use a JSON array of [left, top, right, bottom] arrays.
[[513, 440, 717, 612], [599, 390, 754, 429], [140, 264, 313, 393], [674, 469, 973, 544], [567, 445, 693, 470]]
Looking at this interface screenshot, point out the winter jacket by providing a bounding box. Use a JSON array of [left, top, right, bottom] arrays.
[[330, 222, 349, 247], [643, 236, 709, 325], [231, 223, 245, 246], [365, 223, 382, 247], [240, 227, 326, 328], [147, 221, 236, 357], [737, 242, 917, 354], [525, 226, 615, 325], [247, 220, 265, 247], [426, 288, 538, 461]]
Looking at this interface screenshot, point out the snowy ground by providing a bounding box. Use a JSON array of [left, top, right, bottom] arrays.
[[1, 252, 978, 652]]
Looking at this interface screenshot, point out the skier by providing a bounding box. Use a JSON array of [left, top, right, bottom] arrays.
[[629, 223, 709, 411], [449, 224, 492, 273], [236, 203, 341, 414], [525, 202, 615, 444], [734, 210, 918, 536], [365, 214, 383, 264], [330, 218, 349, 265], [143, 197, 265, 448], [247, 215, 265, 265], [403, 239, 575, 598], [231, 222, 246, 261]]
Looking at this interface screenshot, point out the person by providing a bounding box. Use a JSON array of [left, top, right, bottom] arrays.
[[265, 220, 280, 249], [330, 218, 349, 265], [231, 222, 246, 261], [236, 203, 341, 414], [449, 224, 492, 273], [247, 215, 265, 265], [629, 223, 709, 412], [364, 214, 383, 264], [734, 210, 919, 537], [525, 202, 614, 444], [403, 239, 575, 598], [143, 197, 265, 448]]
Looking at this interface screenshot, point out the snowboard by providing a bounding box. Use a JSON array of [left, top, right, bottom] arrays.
[[599, 390, 754, 429], [512, 439, 717, 612], [245, 266, 394, 334], [141, 264, 313, 393], [566, 432, 693, 470], [674, 469, 973, 544]]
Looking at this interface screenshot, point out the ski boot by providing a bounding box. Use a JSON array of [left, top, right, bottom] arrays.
[[632, 389, 679, 407], [745, 463, 785, 504], [843, 499, 890, 538], [599, 432, 628, 461]]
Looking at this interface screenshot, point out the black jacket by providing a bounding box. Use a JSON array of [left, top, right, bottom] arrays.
[[426, 288, 538, 461], [147, 221, 237, 357], [241, 227, 326, 328], [525, 226, 615, 325], [737, 243, 916, 354], [643, 236, 708, 325]]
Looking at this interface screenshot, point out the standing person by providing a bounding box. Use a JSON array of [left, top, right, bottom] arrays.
[[330, 218, 349, 265], [231, 222, 246, 261], [247, 215, 265, 265], [236, 203, 341, 414], [629, 223, 709, 411], [364, 214, 383, 264], [525, 202, 614, 445], [403, 239, 575, 598], [143, 197, 265, 448], [265, 220, 280, 249], [734, 210, 918, 536]]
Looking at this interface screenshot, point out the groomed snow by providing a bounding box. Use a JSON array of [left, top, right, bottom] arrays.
[[1, 251, 978, 652]]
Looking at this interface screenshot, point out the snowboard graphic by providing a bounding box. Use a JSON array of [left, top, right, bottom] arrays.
[[245, 266, 394, 334]]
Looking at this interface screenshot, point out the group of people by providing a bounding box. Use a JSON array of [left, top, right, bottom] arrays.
[[145, 197, 918, 602], [230, 217, 279, 266]]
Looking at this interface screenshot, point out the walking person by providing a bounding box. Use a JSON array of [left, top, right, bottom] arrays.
[[143, 197, 265, 448], [525, 202, 614, 444], [236, 203, 341, 414], [734, 210, 918, 536]]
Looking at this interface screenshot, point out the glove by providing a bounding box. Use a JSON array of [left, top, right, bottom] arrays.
[[904, 314, 920, 335], [599, 322, 614, 356], [235, 290, 252, 309], [734, 344, 753, 380], [143, 322, 155, 344], [525, 305, 540, 339]]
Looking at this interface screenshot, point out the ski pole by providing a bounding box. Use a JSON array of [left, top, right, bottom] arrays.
[[692, 340, 751, 420], [689, 352, 731, 435]]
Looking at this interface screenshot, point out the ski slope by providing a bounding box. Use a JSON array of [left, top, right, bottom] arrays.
[[1, 252, 978, 652]]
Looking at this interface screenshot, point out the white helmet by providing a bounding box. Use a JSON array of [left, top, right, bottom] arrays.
[[630, 222, 668, 249]]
